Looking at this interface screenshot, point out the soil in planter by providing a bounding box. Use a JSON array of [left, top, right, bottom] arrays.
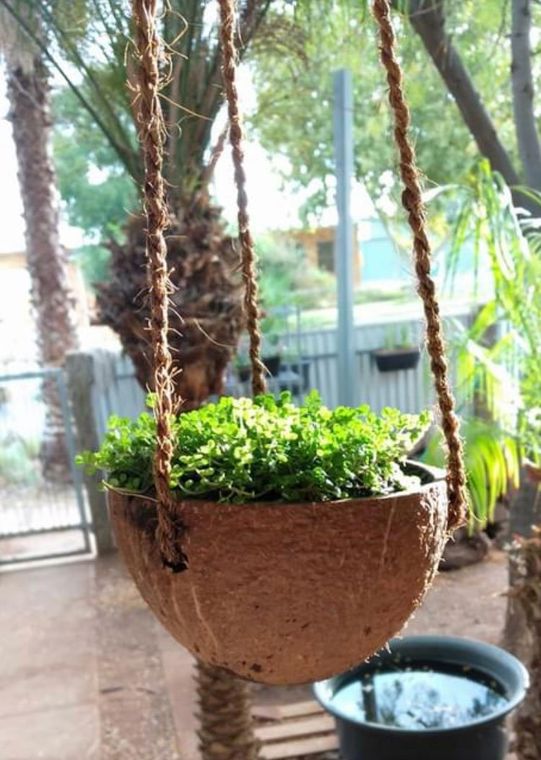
[[328, 660, 508, 730]]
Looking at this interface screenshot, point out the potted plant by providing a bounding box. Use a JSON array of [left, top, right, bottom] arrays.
[[314, 635, 529, 760], [78, 391, 451, 685], [372, 326, 421, 373], [235, 331, 283, 382], [278, 351, 311, 394]]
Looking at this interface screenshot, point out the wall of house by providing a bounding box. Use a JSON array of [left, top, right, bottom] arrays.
[[0, 250, 90, 369], [290, 226, 362, 286]]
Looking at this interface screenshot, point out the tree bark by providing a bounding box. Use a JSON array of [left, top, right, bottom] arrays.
[[406, 0, 540, 215], [7, 54, 79, 479], [507, 528, 541, 760], [511, 0, 541, 192], [407, 1, 519, 185], [195, 660, 259, 760]]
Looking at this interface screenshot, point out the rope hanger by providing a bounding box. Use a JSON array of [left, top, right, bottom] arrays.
[[132, 0, 468, 570]]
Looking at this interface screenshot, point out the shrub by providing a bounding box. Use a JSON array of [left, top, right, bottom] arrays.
[[0, 434, 40, 487], [78, 391, 429, 503]]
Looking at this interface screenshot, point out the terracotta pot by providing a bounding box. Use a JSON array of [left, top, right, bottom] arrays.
[[108, 462, 448, 685]]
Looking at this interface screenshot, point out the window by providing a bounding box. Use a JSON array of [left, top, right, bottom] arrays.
[[317, 240, 335, 273]]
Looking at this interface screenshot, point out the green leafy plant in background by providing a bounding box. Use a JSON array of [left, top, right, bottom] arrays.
[[0, 434, 40, 487], [423, 303, 521, 530], [424, 420, 519, 531], [78, 392, 429, 504], [443, 162, 541, 460], [256, 233, 336, 311], [423, 161, 540, 528]]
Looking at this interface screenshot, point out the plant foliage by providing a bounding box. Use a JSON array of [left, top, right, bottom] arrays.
[[78, 391, 429, 503], [444, 162, 541, 462], [423, 419, 519, 531]]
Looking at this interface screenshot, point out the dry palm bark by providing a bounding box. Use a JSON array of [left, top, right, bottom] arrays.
[[97, 197, 244, 409], [195, 661, 259, 760], [92, 0, 270, 406], [6, 50, 79, 480], [508, 527, 541, 760]]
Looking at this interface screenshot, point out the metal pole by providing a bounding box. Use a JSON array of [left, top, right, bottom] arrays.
[[333, 69, 356, 407]]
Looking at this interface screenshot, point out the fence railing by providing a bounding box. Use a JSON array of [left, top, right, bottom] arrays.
[[86, 308, 474, 438], [62, 306, 477, 554], [0, 368, 92, 564]]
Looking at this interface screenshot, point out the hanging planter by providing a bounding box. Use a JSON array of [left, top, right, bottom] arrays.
[[372, 346, 421, 373], [236, 354, 282, 383], [108, 466, 447, 684], [81, 0, 469, 689], [84, 394, 449, 684]]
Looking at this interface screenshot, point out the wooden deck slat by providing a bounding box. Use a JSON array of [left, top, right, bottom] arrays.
[[260, 734, 339, 760], [251, 704, 282, 721], [255, 715, 335, 742], [273, 700, 325, 720], [252, 700, 324, 721]]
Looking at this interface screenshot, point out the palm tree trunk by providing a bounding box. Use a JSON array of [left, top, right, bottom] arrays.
[[195, 660, 259, 760], [508, 528, 541, 760], [7, 53, 79, 479]]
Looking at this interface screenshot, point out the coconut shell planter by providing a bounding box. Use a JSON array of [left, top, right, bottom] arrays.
[[81, 392, 451, 685]]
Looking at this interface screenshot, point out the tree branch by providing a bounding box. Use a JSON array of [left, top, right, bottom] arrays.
[[407, 0, 520, 188]]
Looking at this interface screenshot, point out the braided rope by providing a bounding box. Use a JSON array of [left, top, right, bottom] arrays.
[[133, 0, 186, 570], [218, 0, 267, 397], [373, 0, 467, 531]]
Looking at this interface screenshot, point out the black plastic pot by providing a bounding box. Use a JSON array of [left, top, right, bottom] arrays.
[[314, 635, 528, 760], [263, 355, 282, 377], [372, 347, 421, 372], [237, 355, 282, 383], [278, 358, 311, 394]]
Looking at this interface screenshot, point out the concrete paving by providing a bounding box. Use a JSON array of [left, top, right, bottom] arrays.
[[0, 550, 509, 760], [0, 560, 99, 760], [0, 556, 194, 760]]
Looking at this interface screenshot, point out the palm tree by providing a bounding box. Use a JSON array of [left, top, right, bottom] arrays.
[[1, 0, 271, 408], [0, 8, 79, 479]]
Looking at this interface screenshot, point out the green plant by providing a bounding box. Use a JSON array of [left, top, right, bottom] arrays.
[[422, 305, 521, 529], [423, 419, 519, 531], [382, 324, 416, 350], [442, 162, 541, 461], [78, 391, 429, 503], [522, 407, 541, 467], [419, 163, 541, 527], [0, 433, 40, 487], [256, 233, 336, 314]]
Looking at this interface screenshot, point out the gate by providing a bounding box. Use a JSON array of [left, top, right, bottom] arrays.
[[0, 368, 92, 565]]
